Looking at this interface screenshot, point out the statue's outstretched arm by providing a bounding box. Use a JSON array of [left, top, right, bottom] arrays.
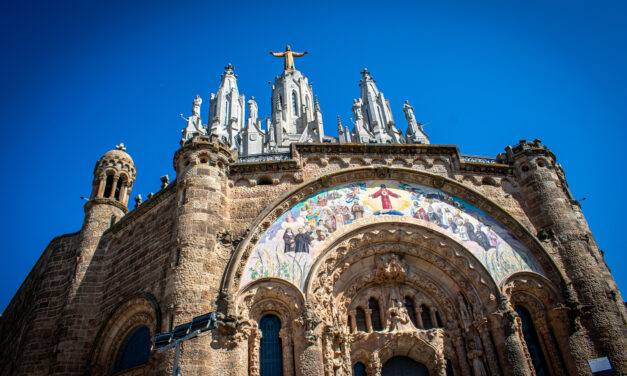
[[292, 51, 308, 57], [269, 51, 284, 57]]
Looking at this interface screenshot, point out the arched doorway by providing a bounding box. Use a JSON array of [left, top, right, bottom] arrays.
[[382, 356, 429, 376]]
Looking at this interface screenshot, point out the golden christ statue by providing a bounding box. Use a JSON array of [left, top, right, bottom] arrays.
[[269, 45, 308, 71]]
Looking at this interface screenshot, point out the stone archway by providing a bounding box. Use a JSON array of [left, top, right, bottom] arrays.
[[382, 357, 429, 376], [301, 218, 504, 376]]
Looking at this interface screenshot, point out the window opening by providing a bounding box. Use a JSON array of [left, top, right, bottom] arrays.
[[103, 175, 114, 198], [292, 91, 298, 116], [114, 179, 123, 201], [420, 304, 433, 329], [515, 306, 549, 376], [114, 325, 151, 373], [353, 362, 367, 376], [404, 297, 418, 327], [259, 314, 283, 376], [369, 298, 383, 331], [355, 307, 367, 332]]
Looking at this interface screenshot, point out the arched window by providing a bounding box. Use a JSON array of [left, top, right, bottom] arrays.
[[114, 178, 125, 201], [355, 307, 367, 332], [259, 314, 283, 376], [103, 175, 114, 198], [369, 298, 383, 331], [420, 304, 433, 329], [353, 362, 367, 376], [515, 306, 548, 376], [404, 297, 418, 328], [114, 325, 151, 373], [291, 91, 298, 116], [305, 95, 310, 109], [436, 310, 443, 328]]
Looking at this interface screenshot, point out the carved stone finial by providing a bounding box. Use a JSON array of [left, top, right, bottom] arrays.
[[134, 194, 142, 208], [160, 175, 170, 189], [115, 143, 126, 151]]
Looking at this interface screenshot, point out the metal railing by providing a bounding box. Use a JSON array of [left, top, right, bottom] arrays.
[[460, 154, 497, 164], [237, 153, 291, 163]]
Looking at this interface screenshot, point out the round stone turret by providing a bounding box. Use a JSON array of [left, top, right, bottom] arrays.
[[90, 143, 136, 208], [499, 139, 627, 373], [166, 135, 235, 374]]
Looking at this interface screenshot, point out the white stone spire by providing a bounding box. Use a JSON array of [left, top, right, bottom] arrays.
[[403, 100, 429, 144], [208, 64, 246, 149], [270, 68, 324, 151], [355, 69, 404, 144]]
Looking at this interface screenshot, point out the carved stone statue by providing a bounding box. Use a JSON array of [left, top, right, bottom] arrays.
[[467, 340, 488, 376], [248, 96, 258, 123], [403, 100, 416, 124], [192, 94, 202, 116], [352, 98, 364, 121], [180, 94, 204, 143], [387, 298, 413, 332], [458, 293, 473, 330], [269, 45, 308, 71]]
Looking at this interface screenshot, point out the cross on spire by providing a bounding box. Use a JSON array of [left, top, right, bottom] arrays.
[[115, 143, 126, 151]]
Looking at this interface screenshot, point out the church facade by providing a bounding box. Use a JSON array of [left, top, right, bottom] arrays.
[[1, 49, 626, 376]]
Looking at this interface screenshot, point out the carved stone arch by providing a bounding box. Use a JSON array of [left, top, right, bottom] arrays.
[[236, 278, 305, 323], [361, 331, 447, 375], [304, 218, 499, 312], [89, 292, 161, 376], [349, 157, 367, 166], [501, 271, 562, 312], [371, 157, 388, 166], [328, 156, 349, 168], [220, 167, 566, 313]]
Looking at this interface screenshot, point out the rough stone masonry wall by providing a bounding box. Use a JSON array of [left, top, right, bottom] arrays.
[[0, 233, 79, 375], [98, 189, 177, 330]]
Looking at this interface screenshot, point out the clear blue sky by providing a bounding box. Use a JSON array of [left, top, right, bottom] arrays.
[[1, 0, 625, 312]]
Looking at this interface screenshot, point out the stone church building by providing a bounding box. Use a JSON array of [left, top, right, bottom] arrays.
[[1, 48, 626, 375]]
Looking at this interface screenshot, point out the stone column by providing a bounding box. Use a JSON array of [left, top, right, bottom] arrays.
[[119, 182, 128, 204], [534, 315, 564, 375], [298, 338, 325, 376], [349, 311, 357, 334], [95, 175, 105, 198], [365, 308, 373, 333], [476, 318, 501, 376], [448, 328, 472, 376], [548, 307, 583, 376], [280, 328, 294, 376], [415, 307, 424, 329], [249, 329, 261, 376], [367, 352, 382, 376], [488, 310, 534, 376], [430, 307, 438, 328]]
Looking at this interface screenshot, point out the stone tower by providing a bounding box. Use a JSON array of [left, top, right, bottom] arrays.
[[166, 135, 238, 373], [51, 144, 136, 374], [499, 139, 627, 372], [270, 68, 324, 151]]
